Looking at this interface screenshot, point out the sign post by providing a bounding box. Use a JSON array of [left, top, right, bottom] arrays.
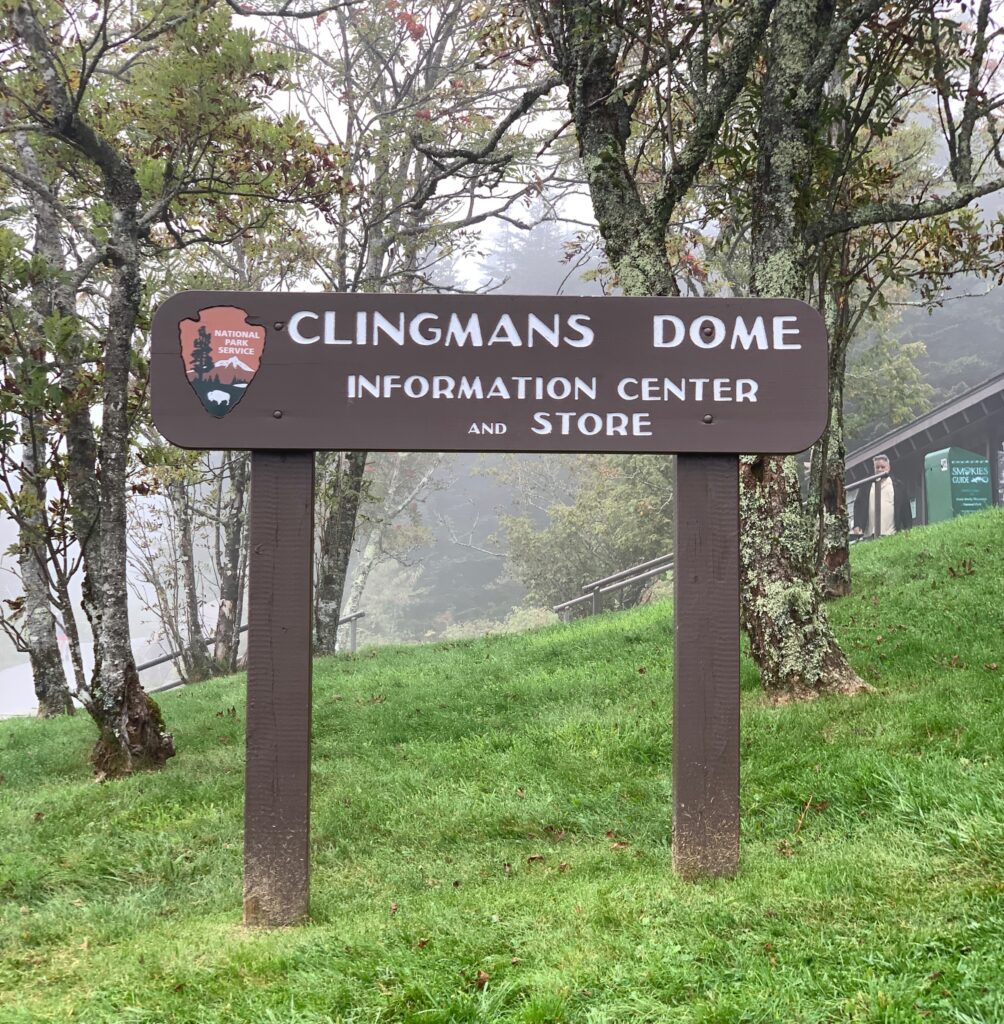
[[151, 292, 828, 923], [243, 450, 314, 926], [673, 454, 739, 877]]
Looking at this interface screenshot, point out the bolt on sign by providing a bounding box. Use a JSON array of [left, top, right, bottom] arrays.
[[151, 292, 828, 924]]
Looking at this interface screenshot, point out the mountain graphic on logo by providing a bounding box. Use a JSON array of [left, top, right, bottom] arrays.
[[215, 355, 254, 372], [178, 306, 266, 418]]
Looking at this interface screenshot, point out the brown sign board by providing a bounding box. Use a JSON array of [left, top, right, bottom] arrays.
[[151, 292, 828, 454]]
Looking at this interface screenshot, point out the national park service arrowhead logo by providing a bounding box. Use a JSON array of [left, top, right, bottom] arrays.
[[179, 306, 265, 418]]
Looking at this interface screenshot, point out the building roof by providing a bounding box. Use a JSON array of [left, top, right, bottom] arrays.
[[845, 368, 1004, 483]]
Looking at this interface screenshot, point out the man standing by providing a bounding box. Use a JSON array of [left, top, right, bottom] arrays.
[[852, 453, 913, 538]]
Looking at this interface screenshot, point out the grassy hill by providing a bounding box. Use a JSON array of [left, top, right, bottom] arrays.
[[1, 510, 1002, 1024]]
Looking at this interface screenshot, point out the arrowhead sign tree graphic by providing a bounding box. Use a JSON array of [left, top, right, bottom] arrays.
[[178, 305, 266, 418]]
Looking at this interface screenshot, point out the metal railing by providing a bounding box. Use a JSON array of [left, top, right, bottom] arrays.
[[553, 553, 674, 621], [552, 470, 896, 623], [143, 611, 366, 694]]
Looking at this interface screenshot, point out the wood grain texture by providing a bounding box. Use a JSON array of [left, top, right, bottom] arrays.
[[244, 451, 315, 925], [673, 454, 740, 878]]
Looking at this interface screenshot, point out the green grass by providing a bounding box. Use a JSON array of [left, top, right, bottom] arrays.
[[1, 509, 1003, 1023]]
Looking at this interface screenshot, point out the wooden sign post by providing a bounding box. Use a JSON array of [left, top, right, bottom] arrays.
[[151, 292, 827, 923]]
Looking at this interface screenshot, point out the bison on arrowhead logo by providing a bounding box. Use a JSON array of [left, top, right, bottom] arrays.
[[179, 306, 265, 418]]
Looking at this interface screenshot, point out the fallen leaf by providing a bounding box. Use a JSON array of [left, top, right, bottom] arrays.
[[558, 862, 569, 873], [515, 787, 526, 799], [605, 830, 616, 839], [527, 854, 545, 864], [637, 666, 647, 674], [475, 969, 489, 990], [390, 902, 398, 916], [417, 938, 430, 949], [511, 956, 522, 965], [610, 841, 630, 851], [33, 811, 44, 822], [984, 663, 999, 671], [777, 839, 794, 857]]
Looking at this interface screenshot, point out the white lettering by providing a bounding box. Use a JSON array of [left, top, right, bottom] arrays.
[[457, 377, 483, 400], [289, 310, 320, 344], [531, 411, 552, 435], [713, 378, 733, 401], [773, 316, 801, 349], [653, 315, 685, 347], [690, 315, 726, 349], [404, 375, 429, 398], [617, 378, 639, 401], [410, 313, 441, 345], [527, 314, 560, 348], [731, 315, 768, 350], [736, 379, 759, 402], [563, 314, 594, 347], [324, 311, 354, 345], [546, 377, 571, 400], [531, 411, 653, 437], [445, 313, 483, 347], [372, 312, 405, 346], [488, 314, 522, 346]]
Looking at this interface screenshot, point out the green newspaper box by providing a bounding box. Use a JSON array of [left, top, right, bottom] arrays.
[[924, 447, 992, 524]]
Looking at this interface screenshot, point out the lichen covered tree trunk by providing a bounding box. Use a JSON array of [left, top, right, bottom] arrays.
[[739, 455, 863, 700], [743, 0, 865, 698], [88, 209, 174, 774]]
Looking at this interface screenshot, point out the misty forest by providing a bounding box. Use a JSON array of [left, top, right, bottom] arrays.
[[1, 0, 1003, 762]]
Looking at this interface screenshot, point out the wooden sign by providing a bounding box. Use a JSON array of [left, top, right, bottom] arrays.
[[151, 292, 827, 454], [149, 291, 829, 925]]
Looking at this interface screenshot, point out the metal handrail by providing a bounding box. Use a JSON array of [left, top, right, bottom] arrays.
[[554, 557, 674, 619], [142, 611, 366, 693], [597, 560, 673, 596], [582, 552, 675, 593]]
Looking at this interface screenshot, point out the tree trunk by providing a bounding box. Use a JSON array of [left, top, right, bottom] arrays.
[[213, 451, 250, 670], [13, 131, 76, 716], [18, 414, 74, 717], [812, 340, 852, 597], [89, 213, 174, 775], [739, 455, 864, 700], [168, 477, 214, 681], [741, 1, 866, 699], [314, 451, 367, 653], [343, 522, 380, 621]]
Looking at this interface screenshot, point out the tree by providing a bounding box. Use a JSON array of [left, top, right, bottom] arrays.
[[271, 0, 566, 652], [341, 452, 445, 633], [526, 0, 1004, 698], [1, 1, 326, 771], [189, 328, 215, 382], [500, 454, 674, 612]]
